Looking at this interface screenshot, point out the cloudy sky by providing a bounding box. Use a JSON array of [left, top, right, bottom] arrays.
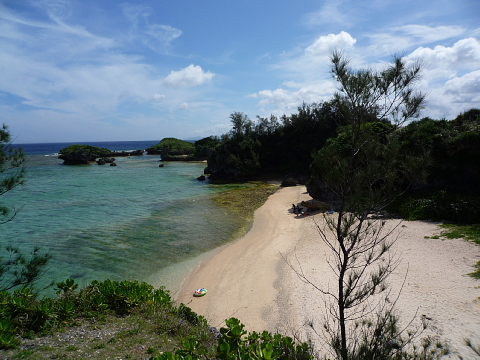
[[1, 0, 479, 143]]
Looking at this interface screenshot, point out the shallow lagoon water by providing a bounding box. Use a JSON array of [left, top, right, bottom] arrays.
[[2, 142, 246, 295]]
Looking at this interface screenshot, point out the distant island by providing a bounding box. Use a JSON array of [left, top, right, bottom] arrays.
[[58, 144, 144, 165], [58, 137, 220, 165]]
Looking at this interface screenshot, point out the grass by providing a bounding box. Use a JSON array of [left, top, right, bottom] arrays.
[[439, 223, 480, 245], [425, 223, 480, 279]]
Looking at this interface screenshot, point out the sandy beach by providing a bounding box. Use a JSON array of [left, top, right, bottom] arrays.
[[177, 186, 480, 359]]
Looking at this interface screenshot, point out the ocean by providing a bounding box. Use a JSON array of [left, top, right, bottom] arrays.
[[2, 141, 247, 296]]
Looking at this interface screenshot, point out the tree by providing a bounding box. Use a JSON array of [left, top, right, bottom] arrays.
[[206, 113, 262, 179], [1, 124, 50, 292], [194, 136, 221, 158], [302, 53, 437, 359]]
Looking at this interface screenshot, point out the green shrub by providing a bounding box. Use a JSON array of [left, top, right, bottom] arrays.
[[152, 317, 314, 360], [0, 279, 175, 347], [0, 318, 19, 349], [398, 191, 480, 224]]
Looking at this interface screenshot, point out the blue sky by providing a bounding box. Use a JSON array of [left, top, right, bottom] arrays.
[[1, 0, 479, 143]]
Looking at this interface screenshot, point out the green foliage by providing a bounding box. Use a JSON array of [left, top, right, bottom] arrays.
[[194, 136, 220, 158], [74, 279, 173, 316], [55, 278, 78, 294], [152, 317, 313, 360], [147, 138, 195, 155], [1, 124, 51, 293], [469, 261, 480, 279], [310, 121, 429, 213], [0, 279, 176, 349], [398, 111, 480, 189], [392, 111, 480, 224], [0, 246, 51, 292], [0, 124, 27, 224], [176, 304, 207, 327], [207, 103, 344, 179], [398, 191, 480, 224], [59, 144, 111, 157], [207, 114, 262, 178], [0, 318, 20, 349], [439, 223, 480, 244]]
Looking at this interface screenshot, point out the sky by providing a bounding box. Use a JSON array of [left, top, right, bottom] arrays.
[[1, 0, 479, 143]]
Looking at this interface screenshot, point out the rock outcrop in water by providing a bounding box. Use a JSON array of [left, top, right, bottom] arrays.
[[59, 145, 144, 165], [58, 150, 96, 165], [97, 157, 115, 165]]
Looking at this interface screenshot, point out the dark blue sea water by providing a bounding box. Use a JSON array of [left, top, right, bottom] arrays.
[[2, 141, 246, 296], [15, 140, 163, 156]]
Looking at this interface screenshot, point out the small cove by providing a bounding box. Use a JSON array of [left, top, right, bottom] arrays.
[[2, 141, 253, 296]]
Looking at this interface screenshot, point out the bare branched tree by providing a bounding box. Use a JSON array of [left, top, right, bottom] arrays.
[[292, 53, 447, 359]]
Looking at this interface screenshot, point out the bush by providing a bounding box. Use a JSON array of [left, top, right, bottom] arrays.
[[152, 317, 314, 360], [398, 191, 480, 223], [0, 279, 175, 348]]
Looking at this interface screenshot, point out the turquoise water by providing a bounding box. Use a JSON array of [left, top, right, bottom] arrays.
[[2, 144, 246, 295]]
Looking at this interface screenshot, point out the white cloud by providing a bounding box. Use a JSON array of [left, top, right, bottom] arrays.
[[0, 4, 217, 130], [151, 93, 166, 102], [304, 0, 350, 27], [250, 31, 355, 115], [122, 3, 182, 54], [444, 70, 480, 103], [367, 25, 466, 56], [405, 37, 480, 76], [305, 31, 357, 58], [163, 64, 215, 88], [401, 38, 480, 117], [270, 31, 358, 83], [251, 81, 337, 115], [253, 32, 480, 120], [402, 38, 480, 118], [395, 25, 465, 44], [143, 24, 182, 52]]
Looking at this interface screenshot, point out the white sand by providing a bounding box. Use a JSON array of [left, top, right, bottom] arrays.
[[177, 186, 480, 359]]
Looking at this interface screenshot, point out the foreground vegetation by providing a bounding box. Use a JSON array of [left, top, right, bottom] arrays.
[[0, 279, 313, 359]]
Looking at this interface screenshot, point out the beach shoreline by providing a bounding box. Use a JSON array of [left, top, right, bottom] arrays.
[[176, 185, 480, 358]]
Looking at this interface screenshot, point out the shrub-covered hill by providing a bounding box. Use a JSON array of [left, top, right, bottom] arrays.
[[59, 144, 112, 157], [146, 138, 195, 155]]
